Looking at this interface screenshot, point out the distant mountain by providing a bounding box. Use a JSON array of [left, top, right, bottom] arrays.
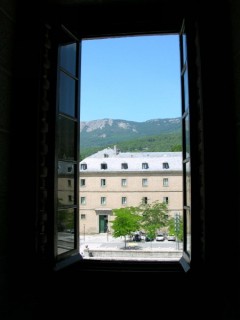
[[80, 118, 181, 150]]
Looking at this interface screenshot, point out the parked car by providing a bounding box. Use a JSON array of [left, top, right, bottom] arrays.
[[140, 232, 146, 241], [167, 234, 176, 241], [155, 233, 165, 241], [132, 234, 142, 242], [145, 234, 155, 241]]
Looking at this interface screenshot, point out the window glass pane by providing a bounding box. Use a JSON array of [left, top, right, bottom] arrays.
[[163, 162, 169, 169], [59, 71, 76, 117], [57, 208, 75, 255], [186, 208, 191, 257], [80, 179, 85, 187], [121, 179, 127, 186], [60, 42, 77, 76], [184, 114, 190, 157], [186, 161, 191, 206], [58, 116, 75, 160], [183, 67, 189, 111], [182, 34, 187, 65], [142, 162, 149, 169], [57, 161, 75, 206], [101, 197, 106, 205], [163, 178, 168, 187], [80, 197, 86, 205], [122, 197, 127, 205], [80, 163, 87, 170]]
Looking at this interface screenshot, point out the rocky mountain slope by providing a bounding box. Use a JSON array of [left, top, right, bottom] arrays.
[[80, 117, 181, 149]]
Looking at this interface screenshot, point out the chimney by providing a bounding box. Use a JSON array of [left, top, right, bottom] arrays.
[[113, 145, 120, 155]]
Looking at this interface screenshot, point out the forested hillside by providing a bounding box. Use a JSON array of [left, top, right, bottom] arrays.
[[80, 131, 182, 160]]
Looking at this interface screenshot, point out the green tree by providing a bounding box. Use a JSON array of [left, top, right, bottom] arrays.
[[139, 200, 169, 238], [111, 207, 141, 249], [167, 214, 183, 241]]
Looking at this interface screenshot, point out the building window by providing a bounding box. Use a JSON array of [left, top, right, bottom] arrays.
[[101, 197, 106, 205], [80, 197, 86, 205], [67, 166, 73, 173], [163, 197, 169, 204], [121, 163, 128, 169], [142, 162, 149, 169], [142, 178, 148, 187], [81, 163, 87, 170], [101, 179, 106, 187], [121, 179, 127, 187], [81, 214, 86, 219], [80, 179, 85, 187], [68, 195, 73, 202], [142, 197, 148, 204], [122, 197, 127, 205], [101, 163, 107, 170], [104, 154, 109, 158], [68, 179, 72, 187], [163, 178, 169, 187], [163, 162, 169, 169]]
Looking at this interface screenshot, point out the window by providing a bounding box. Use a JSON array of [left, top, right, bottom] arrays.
[[101, 179, 106, 187], [121, 179, 127, 187], [101, 163, 107, 170], [142, 178, 148, 187], [101, 197, 106, 205], [67, 166, 73, 173], [104, 154, 109, 158], [54, 25, 80, 259], [68, 179, 72, 187], [163, 197, 169, 204], [142, 162, 149, 169], [122, 197, 127, 205], [81, 163, 87, 170], [51, 15, 195, 272], [142, 197, 148, 204], [81, 214, 86, 220], [121, 163, 128, 169], [80, 197, 86, 205], [163, 178, 169, 187], [80, 179, 85, 186], [180, 20, 192, 260], [163, 162, 169, 169]]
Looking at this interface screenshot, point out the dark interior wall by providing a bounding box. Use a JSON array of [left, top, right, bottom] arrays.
[[10, 1, 42, 260], [0, 0, 239, 319], [0, 0, 17, 314], [230, 0, 240, 263], [229, 0, 240, 310], [196, 3, 239, 317]]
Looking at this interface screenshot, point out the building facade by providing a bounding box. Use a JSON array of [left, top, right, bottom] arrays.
[[79, 146, 183, 234]]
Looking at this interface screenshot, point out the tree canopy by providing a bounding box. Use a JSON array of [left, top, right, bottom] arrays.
[[110, 206, 142, 248], [111, 201, 171, 248], [139, 200, 169, 237]]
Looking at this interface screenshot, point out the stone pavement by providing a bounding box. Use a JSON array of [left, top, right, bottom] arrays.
[[79, 233, 123, 254], [79, 233, 183, 260]]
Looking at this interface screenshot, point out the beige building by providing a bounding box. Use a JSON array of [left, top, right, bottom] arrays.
[[79, 146, 183, 234]]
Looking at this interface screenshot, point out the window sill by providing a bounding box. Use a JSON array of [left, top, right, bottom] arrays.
[[54, 253, 190, 273]]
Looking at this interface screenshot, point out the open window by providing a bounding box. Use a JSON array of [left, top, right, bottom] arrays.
[[45, 14, 202, 272], [55, 25, 80, 261]]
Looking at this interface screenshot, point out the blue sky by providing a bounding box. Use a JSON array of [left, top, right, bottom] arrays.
[[80, 34, 181, 123]]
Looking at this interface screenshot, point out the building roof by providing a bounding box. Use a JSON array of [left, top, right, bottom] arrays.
[[80, 147, 182, 172]]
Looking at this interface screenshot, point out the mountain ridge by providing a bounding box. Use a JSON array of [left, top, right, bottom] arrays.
[[80, 117, 181, 158]]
